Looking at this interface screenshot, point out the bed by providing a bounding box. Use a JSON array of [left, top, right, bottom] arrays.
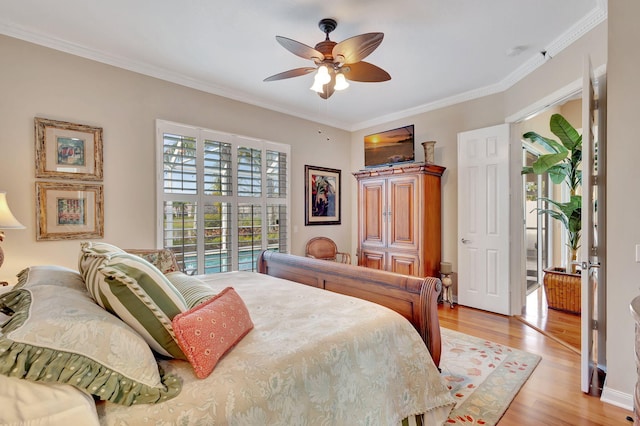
[[0, 245, 455, 425]]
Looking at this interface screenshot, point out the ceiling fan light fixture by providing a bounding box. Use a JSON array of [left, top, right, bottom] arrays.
[[310, 78, 325, 93], [315, 65, 331, 85], [334, 72, 349, 91]]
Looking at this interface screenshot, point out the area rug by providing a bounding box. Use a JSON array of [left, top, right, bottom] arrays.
[[439, 328, 541, 425]]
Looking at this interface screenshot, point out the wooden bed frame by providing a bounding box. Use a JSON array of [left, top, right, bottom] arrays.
[[257, 251, 443, 366]]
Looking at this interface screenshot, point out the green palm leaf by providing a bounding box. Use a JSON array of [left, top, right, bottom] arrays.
[[532, 152, 568, 175], [522, 113, 583, 265], [550, 114, 582, 151], [522, 131, 567, 153]]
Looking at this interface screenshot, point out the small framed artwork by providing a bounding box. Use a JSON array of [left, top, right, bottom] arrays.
[[35, 117, 103, 181], [36, 181, 104, 241], [305, 165, 341, 226]]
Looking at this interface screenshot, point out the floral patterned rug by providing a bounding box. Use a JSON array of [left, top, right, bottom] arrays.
[[439, 328, 541, 425]]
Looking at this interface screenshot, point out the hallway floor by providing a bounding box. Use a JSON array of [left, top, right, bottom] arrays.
[[517, 285, 581, 353]]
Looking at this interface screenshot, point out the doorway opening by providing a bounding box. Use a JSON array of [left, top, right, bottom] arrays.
[[514, 95, 583, 354]]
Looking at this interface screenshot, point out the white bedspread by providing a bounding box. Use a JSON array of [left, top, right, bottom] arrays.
[[97, 271, 455, 425]]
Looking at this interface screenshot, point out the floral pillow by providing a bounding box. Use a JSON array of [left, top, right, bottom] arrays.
[[125, 248, 180, 274], [172, 287, 253, 379]]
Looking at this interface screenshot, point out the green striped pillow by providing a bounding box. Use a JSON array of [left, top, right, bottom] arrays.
[[165, 272, 218, 308], [82, 248, 189, 360], [78, 241, 125, 277]]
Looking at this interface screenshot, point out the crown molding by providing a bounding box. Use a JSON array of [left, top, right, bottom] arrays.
[[350, 2, 608, 131], [0, 1, 608, 133], [0, 21, 352, 130]]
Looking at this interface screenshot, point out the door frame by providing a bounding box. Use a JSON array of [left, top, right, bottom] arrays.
[[505, 67, 605, 315]]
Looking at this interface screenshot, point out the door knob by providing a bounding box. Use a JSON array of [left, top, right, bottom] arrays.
[[581, 260, 601, 270], [461, 238, 471, 244]]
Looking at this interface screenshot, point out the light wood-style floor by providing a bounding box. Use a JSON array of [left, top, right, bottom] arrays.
[[438, 303, 632, 425], [518, 286, 582, 354]]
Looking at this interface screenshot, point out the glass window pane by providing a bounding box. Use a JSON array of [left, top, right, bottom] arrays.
[[238, 203, 261, 271], [204, 140, 232, 196], [163, 133, 197, 194], [162, 201, 198, 275], [266, 150, 287, 198], [237, 147, 262, 197], [267, 204, 287, 252], [204, 201, 232, 273]]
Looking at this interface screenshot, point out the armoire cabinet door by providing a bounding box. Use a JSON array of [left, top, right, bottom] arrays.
[[387, 175, 419, 250], [388, 252, 420, 276], [360, 178, 386, 248], [359, 249, 385, 270]]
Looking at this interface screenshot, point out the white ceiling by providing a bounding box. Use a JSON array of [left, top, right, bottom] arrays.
[[0, 0, 606, 131]]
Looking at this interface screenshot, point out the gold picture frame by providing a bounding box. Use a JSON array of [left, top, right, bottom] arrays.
[[35, 117, 103, 181], [36, 181, 104, 241]]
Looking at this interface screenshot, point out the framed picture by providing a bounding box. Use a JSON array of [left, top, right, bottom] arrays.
[[35, 117, 103, 180], [305, 165, 341, 226], [36, 181, 104, 241]]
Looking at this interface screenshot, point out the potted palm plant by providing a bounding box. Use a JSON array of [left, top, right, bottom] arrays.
[[522, 113, 582, 314]]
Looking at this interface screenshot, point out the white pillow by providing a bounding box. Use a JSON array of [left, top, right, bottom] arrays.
[[0, 374, 100, 426]]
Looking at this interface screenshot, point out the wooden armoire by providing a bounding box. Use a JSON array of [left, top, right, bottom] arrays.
[[353, 163, 445, 278]]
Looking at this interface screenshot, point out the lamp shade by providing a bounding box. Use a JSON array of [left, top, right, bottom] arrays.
[[334, 73, 349, 91], [440, 261, 452, 275], [0, 191, 25, 229]]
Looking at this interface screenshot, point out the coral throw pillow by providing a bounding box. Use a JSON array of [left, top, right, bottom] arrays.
[[172, 287, 254, 379]]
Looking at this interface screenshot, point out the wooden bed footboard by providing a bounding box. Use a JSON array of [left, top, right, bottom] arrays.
[[257, 251, 443, 367]]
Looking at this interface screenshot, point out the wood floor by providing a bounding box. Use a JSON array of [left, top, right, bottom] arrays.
[[518, 286, 582, 354], [438, 303, 632, 425]]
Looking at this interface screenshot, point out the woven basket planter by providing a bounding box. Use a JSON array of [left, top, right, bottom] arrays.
[[543, 267, 581, 315]]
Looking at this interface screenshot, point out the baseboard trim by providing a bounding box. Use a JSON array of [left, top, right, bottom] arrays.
[[601, 384, 634, 412]]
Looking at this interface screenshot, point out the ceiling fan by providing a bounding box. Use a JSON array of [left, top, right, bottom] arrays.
[[264, 18, 391, 99]]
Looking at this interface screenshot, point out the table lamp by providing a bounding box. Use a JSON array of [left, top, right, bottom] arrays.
[[0, 191, 25, 285], [440, 261, 454, 308]]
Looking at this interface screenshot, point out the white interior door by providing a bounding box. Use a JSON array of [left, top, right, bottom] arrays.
[[581, 55, 605, 394], [457, 124, 511, 315]]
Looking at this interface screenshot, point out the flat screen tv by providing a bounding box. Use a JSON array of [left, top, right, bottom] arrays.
[[364, 125, 415, 168]]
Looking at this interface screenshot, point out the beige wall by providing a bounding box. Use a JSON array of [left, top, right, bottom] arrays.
[[349, 93, 505, 272], [0, 35, 352, 281], [603, 1, 640, 407], [350, 22, 607, 279]]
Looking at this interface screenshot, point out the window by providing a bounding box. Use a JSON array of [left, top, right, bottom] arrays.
[[157, 120, 290, 274]]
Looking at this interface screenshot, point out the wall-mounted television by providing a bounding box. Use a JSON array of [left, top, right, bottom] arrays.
[[364, 125, 415, 168]]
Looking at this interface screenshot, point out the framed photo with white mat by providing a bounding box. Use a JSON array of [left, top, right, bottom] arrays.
[[35, 181, 104, 241]]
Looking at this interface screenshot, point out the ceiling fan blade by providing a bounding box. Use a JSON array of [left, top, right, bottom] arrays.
[[343, 61, 391, 82], [332, 33, 383, 64], [264, 67, 316, 82], [276, 36, 324, 61]]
